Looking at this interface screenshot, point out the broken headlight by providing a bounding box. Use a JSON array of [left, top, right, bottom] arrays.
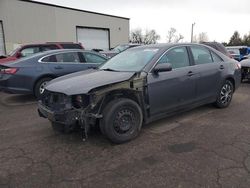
[[72, 95, 90, 109]]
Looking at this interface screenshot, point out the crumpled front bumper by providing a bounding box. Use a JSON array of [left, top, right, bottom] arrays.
[[38, 101, 80, 125]]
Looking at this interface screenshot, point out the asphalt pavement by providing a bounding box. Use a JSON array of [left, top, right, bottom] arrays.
[[0, 84, 250, 188]]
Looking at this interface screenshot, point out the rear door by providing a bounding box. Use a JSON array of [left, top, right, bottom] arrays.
[[147, 46, 197, 116], [42, 52, 88, 76], [189, 46, 224, 101]]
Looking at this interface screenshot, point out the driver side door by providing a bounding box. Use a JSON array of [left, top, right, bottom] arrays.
[[147, 46, 197, 116]]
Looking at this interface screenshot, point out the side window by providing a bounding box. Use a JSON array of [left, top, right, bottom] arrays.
[[190, 46, 213, 65], [20, 47, 40, 57], [211, 51, 223, 63], [56, 52, 80, 63], [158, 47, 190, 69], [42, 52, 80, 63], [83, 53, 107, 64]]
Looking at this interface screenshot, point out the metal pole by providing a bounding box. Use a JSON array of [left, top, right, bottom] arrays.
[[191, 23, 195, 43]]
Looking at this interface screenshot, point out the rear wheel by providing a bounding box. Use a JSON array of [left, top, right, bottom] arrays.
[[214, 80, 234, 108], [100, 98, 143, 144], [34, 77, 52, 99]]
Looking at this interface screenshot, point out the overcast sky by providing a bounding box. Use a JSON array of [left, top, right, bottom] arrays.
[[37, 0, 250, 43]]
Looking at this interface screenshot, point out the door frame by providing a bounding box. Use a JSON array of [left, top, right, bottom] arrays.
[[0, 20, 6, 55]]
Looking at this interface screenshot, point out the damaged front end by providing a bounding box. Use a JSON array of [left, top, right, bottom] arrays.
[[38, 72, 147, 141]]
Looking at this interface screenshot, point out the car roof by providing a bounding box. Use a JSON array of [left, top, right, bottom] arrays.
[[16, 49, 107, 62]]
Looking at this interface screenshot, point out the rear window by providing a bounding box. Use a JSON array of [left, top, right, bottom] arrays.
[[60, 44, 83, 49]]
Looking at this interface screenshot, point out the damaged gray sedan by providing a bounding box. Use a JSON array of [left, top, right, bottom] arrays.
[[38, 43, 241, 143]]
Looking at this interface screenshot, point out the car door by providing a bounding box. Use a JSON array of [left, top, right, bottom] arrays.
[[147, 46, 197, 116], [189, 46, 224, 101], [44, 52, 87, 76]]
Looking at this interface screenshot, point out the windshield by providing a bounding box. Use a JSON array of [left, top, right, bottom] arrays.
[[113, 45, 130, 52], [100, 48, 159, 72], [8, 47, 20, 56]]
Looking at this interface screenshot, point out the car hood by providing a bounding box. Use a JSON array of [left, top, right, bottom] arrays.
[[46, 69, 135, 95], [240, 60, 250, 67]]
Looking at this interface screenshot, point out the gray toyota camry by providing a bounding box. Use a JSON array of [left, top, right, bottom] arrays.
[[38, 43, 241, 144]]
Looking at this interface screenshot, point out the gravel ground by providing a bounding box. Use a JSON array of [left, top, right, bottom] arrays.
[[0, 84, 250, 188]]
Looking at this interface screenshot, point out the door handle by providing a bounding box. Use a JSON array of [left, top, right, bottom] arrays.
[[219, 65, 224, 70], [187, 71, 195, 77], [54, 66, 63, 70]]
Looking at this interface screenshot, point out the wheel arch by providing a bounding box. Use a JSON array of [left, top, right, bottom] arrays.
[[33, 74, 56, 94], [225, 76, 235, 91]]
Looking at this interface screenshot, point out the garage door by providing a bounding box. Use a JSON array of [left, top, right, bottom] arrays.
[[0, 22, 5, 56], [77, 27, 109, 51]]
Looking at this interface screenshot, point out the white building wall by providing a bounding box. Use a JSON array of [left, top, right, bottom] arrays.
[[0, 0, 129, 53]]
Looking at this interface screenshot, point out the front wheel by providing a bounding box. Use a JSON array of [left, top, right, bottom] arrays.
[[214, 80, 234, 108], [100, 98, 143, 144]]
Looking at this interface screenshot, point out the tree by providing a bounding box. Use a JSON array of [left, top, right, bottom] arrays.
[[166, 28, 177, 43], [228, 31, 242, 46], [130, 28, 143, 44], [174, 34, 184, 43], [242, 32, 250, 46], [144, 29, 160, 44], [166, 28, 184, 43], [198, 32, 209, 42], [130, 28, 160, 44]]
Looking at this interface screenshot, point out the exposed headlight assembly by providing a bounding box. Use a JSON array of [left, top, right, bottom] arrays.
[[72, 95, 89, 109]]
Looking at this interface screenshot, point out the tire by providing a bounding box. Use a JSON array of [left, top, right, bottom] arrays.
[[214, 80, 234, 108], [100, 98, 143, 144], [34, 77, 53, 99]]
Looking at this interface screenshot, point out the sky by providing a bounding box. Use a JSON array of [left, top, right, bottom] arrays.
[[36, 0, 250, 43]]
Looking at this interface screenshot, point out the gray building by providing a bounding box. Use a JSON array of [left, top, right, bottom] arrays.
[[0, 0, 130, 55]]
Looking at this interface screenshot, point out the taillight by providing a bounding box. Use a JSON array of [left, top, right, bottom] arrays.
[[2, 68, 19, 74]]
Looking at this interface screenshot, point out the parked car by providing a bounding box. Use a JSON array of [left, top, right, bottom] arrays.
[[226, 46, 250, 61], [100, 44, 141, 58], [201, 42, 232, 58], [240, 59, 250, 81], [38, 43, 241, 143], [0, 42, 84, 64], [0, 49, 107, 98]]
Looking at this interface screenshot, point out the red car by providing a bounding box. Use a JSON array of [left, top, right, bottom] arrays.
[[0, 42, 84, 64]]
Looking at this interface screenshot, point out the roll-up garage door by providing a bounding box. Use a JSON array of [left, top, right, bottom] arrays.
[[0, 22, 5, 56], [77, 27, 109, 51]]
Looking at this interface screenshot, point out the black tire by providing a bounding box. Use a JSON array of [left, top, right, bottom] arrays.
[[214, 80, 234, 108], [34, 77, 53, 99], [100, 98, 143, 144]]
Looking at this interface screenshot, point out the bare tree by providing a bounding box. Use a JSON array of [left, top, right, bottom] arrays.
[[130, 28, 160, 44], [130, 29, 143, 44], [174, 34, 184, 43], [166, 28, 184, 43], [144, 29, 160, 44], [198, 32, 209, 42], [166, 28, 177, 43]]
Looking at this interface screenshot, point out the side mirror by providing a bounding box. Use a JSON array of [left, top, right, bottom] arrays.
[[153, 63, 172, 73]]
